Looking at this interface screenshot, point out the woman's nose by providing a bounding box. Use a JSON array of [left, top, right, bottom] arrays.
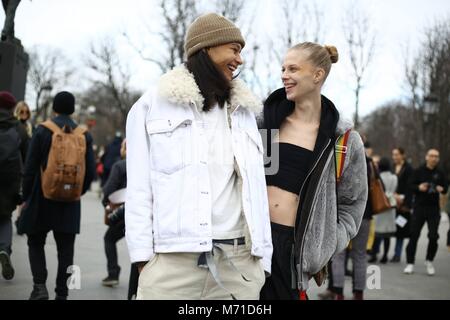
[[236, 53, 243, 65]]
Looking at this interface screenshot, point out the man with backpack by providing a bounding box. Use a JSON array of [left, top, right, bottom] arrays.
[[0, 91, 28, 281], [18, 91, 96, 300]]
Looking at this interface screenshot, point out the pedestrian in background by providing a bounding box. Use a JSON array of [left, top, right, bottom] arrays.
[[369, 157, 397, 264], [101, 139, 126, 287], [19, 91, 96, 300], [0, 91, 28, 281], [391, 147, 413, 262], [404, 149, 448, 275]]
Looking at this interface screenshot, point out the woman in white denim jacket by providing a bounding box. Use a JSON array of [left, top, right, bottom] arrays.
[[125, 13, 272, 300]]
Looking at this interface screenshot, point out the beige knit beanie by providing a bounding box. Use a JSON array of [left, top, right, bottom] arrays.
[[184, 13, 245, 58]]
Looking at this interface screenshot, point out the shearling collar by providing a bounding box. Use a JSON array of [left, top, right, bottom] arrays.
[[157, 64, 262, 114]]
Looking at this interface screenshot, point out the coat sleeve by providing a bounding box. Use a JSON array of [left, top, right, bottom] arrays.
[[102, 161, 122, 206], [22, 127, 44, 200], [439, 171, 448, 194], [125, 94, 154, 263], [82, 132, 96, 195], [335, 132, 368, 255], [408, 168, 421, 193]]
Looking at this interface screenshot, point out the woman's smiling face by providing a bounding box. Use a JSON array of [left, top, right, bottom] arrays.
[[207, 42, 243, 81], [281, 49, 322, 101]]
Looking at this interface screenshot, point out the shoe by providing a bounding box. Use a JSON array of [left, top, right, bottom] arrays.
[[425, 261, 435, 276], [55, 295, 67, 300], [317, 289, 336, 300], [368, 256, 377, 263], [0, 251, 15, 280], [403, 264, 414, 274], [29, 284, 49, 300], [102, 276, 119, 287], [353, 292, 364, 300], [390, 256, 400, 263], [380, 255, 388, 264], [335, 294, 345, 300]]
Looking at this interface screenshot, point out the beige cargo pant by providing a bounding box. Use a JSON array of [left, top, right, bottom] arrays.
[[136, 243, 266, 300]]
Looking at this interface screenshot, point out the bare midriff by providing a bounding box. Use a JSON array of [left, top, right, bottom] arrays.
[[267, 185, 299, 227]]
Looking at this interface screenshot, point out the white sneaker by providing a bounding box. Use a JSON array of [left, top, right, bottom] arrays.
[[425, 261, 435, 276], [403, 264, 414, 274]]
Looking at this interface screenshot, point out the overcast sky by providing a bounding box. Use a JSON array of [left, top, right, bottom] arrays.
[[1, 0, 449, 119]]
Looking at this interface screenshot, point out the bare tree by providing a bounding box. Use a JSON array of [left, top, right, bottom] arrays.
[[364, 18, 450, 175], [213, 0, 245, 23], [271, 0, 326, 62], [27, 46, 73, 123], [342, 2, 377, 129], [420, 18, 450, 175], [77, 83, 140, 147], [124, 0, 198, 73], [84, 38, 136, 130], [361, 101, 423, 166]]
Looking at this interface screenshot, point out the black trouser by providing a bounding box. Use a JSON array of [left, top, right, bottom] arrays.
[[128, 263, 139, 300], [104, 222, 125, 278], [406, 206, 441, 264], [0, 215, 12, 255], [372, 237, 391, 257], [27, 231, 75, 297], [447, 212, 450, 247], [260, 222, 298, 300]]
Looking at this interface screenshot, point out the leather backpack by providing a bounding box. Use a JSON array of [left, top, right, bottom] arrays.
[[40, 120, 87, 202]]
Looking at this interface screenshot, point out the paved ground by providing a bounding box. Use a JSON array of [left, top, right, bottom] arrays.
[[1, 182, 449, 300]]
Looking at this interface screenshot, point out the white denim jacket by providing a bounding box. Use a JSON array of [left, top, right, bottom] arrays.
[[125, 65, 273, 273]]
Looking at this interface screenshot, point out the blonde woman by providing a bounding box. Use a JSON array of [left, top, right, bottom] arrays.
[[14, 101, 33, 139], [261, 42, 367, 299]]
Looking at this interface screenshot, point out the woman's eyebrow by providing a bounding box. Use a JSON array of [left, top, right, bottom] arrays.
[[232, 43, 242, 51]]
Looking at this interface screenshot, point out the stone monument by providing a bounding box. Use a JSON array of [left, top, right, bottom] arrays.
[[0, 0, 28, 100]]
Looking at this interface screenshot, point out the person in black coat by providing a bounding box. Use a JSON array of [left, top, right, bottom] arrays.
[[100, 133, 123, 187], [391, 147, 414, 262], [101, 139, 126, 287], [404, 149, 448, 275], [18, 91, 96, 300], [0, 91, 28, 281]]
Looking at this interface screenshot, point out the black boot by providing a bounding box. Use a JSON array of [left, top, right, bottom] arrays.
[[0, 251, 15, 280], [29, 284, 49, 300]]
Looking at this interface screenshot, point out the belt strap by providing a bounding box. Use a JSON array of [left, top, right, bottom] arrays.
[[197, 238, 249, 300]]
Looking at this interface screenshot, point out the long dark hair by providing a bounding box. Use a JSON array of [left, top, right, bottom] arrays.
[[185, 50, 231, 112]]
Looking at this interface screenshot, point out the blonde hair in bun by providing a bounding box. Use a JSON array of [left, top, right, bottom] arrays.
[[290, 42, 339, 81], [324, 45, 339, 63]]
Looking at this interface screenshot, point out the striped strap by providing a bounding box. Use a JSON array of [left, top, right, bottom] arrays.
[[335, 129, 351, 184]]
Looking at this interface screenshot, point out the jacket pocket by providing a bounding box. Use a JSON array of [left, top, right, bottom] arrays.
[[147, 119, 192, 175]]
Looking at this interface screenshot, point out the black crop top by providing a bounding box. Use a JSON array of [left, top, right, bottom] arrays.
[[265, 143, 314, 195]]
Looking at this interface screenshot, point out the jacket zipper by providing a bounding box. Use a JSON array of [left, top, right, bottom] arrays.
[[294, 138, 332, 290]]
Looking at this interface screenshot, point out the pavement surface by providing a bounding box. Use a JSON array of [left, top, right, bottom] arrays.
[[1, 182, 449, 300]]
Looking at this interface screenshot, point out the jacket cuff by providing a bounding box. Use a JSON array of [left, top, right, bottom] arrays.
[[129, 248, 154, 263], [262, 256, 271, 276]]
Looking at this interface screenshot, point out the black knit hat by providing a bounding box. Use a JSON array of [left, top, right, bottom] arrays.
[[53, 91, 75, 115]]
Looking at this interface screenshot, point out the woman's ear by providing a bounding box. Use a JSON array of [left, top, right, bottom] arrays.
[[314, 68, 325, 84]]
